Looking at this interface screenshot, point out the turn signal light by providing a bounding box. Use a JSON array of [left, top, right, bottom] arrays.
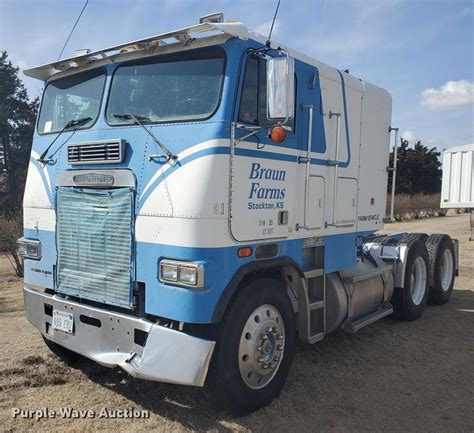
[[237, 247, 253, 258], [270, 126, 287, 144]]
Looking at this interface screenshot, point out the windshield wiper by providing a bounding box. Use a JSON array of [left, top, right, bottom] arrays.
[[37, 117, 92, 164], [113, 113, 178, 164]]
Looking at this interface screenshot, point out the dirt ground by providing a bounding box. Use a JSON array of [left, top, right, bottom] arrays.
[[1, 213, 473, 432]]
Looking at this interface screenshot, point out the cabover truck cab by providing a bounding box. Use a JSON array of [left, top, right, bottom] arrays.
[[19, 15, 459, 414]]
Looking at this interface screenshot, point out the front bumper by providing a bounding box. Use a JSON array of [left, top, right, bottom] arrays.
[[23, 287, 215, 387]]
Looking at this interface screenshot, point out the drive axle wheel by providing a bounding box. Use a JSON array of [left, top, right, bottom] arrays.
[[392, 239, 430, 321], [426, 234, 456, 305], [206, 278, 295, 415]]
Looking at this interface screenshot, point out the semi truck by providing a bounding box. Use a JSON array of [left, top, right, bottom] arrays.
[[18, 14, 458, 414]]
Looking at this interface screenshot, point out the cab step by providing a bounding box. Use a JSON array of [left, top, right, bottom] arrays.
[[342, 302, 393, 334]]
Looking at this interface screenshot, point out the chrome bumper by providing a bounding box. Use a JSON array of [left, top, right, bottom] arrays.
[[23, 287, 215, 387]]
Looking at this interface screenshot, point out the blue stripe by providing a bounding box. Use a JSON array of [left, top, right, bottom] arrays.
[[29, 157, 53, 205], [336, 70, 351, 169]]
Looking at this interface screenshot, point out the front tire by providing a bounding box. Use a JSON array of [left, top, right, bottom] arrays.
[[206, 278, 295, 415], [42, 335, 82, 365], [392, 239, 430, 321]]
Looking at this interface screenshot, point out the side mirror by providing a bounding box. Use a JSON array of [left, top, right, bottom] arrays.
[[267, 56, 295, 121]]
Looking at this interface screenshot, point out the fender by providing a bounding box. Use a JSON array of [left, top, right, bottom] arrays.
[[212, 256, 303, 322]]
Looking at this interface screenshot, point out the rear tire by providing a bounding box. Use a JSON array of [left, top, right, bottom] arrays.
[[42, 335, 82, 365], [392, 239, 430, 321], [404, 232, 428, 243], [426, 234, 455, 305], [206, 278, 295, 415]]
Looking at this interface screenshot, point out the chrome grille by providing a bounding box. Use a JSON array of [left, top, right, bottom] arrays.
[[56, 187, 134, 309], [68, 139, 126, 164]]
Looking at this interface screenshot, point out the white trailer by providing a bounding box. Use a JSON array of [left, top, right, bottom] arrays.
[[441, 144, 474, 239]]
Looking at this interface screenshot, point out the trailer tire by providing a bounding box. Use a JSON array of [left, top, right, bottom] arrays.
[[426, 234, 455, 305], [392, 239, 430, 321], [42, 336, 82, 365], [206, 278, 295, 415]]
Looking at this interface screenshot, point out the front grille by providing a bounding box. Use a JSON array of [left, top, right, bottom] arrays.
[[56, 187, 134, 309], [68, 139, 126, 164]]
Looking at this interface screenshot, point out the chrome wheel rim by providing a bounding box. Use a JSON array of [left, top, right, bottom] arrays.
[[238, 304, 285, 389], [410, 256, 427, 305], [440, 249, 454, 291]]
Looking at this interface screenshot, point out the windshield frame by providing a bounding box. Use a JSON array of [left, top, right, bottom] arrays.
[[36, 66, 107, 136], [105, 46, 227, 127]]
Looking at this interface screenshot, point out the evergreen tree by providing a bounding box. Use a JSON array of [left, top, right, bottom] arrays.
[[0, 51, 39, 214], [388, 138, 442, 194]]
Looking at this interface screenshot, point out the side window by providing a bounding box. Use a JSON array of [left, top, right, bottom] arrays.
[[239, 54, 295, 131], [238, 56, 259, 124]]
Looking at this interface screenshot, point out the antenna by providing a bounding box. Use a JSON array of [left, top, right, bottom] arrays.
[[266, 0, 281, 47], [310, 0, 328, 89], [315, 0, 328, 60], [58, 0, 89, 60]]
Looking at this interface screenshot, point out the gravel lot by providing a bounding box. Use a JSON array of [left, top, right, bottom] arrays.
[[1, 213, 473, 432]]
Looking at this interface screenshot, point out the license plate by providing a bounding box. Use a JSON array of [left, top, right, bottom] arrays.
[[52, 310, 74, 334]]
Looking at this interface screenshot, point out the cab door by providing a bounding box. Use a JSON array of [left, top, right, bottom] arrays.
[[295, 63, 328, 231], [229, 54, 298, 242]]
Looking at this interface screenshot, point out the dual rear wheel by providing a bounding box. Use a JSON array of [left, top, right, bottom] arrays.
[[392, 234, 455, 321]]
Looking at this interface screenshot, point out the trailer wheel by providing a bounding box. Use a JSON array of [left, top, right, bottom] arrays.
[[392, 239, 430, 321], [42, 336, 82, 365], [426, 234, 455, 305], [206, 278, 295, 415]]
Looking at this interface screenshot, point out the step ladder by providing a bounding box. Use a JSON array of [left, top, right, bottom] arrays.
[[283, 244, 326, 344]]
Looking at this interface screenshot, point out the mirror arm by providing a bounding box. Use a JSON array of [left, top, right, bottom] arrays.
[[236, 128, 263, 145]]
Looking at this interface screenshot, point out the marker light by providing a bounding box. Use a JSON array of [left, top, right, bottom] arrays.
[[270, 126, 287, 144], [237, 247, 253, 258]]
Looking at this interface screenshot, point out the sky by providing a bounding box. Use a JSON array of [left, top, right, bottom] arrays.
[[0, 0, 473, 150]]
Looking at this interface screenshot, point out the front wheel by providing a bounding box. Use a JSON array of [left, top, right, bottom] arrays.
[[42, 335, 82, 365], [206, 278, 295, 415]]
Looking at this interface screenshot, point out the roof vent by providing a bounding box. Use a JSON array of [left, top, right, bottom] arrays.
[[199, 12, 224, 24]]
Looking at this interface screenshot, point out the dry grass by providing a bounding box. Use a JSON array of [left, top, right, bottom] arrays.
[[386, 193, 448, 221]]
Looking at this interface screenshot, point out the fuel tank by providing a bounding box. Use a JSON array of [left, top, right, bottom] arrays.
[[325, 257, 394, 334]]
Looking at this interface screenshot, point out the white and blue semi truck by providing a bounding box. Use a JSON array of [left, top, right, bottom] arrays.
[[18, 15, 458, 414]]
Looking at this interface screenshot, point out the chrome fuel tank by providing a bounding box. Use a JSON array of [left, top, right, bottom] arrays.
[[326, 258, 394, 334]]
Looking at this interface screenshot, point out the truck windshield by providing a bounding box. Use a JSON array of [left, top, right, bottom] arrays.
[[106, 48, 225, 124], [37, 68, 106, 134]]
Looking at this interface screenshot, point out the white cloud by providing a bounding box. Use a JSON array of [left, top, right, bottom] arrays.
[[420, 80, 474, 112], [255, 19, 280, 38], [402, 130, 416, 142]]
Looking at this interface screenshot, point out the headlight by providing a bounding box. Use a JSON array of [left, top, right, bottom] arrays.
[[178, 266, 197, 285], [16, 237, 41, 260], [159, 259, 204, 288], [160, 262, 178, 282]]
